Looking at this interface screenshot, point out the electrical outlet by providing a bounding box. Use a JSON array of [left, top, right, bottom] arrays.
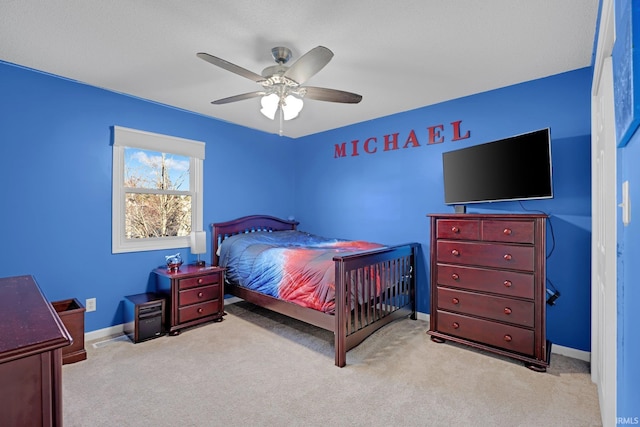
[[86, 298, 96, 312]]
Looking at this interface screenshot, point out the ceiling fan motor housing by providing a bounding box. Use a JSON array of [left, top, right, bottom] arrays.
[[271, 46, 292, 64]]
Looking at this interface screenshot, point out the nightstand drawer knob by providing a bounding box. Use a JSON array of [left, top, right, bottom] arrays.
[[451, 226, 460, 233], [452, 298, 459, 305], [451, 249, 460, 256], [504, 307, 512, 315], [503, 253, 512, 261], [197, 278, 204, 284], [197, 292, 203, 298], [503, 280, 512, 288], [452, 322, 460, 329], [451, 273, 459, 280], [197, 307, 203, 314], [504, 334, 512, 342], [503, 228, 512, 236]]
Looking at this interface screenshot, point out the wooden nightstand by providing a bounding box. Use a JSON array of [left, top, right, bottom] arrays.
[[153, 264, 225, 335]]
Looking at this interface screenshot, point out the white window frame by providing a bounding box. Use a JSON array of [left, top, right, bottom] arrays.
[[112, 126, 205, 253]]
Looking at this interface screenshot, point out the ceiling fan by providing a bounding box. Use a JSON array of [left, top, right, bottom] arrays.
[[196, 46, 362, 132]]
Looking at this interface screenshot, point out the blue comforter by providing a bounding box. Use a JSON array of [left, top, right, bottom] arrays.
[[217, 230, 384, 313]]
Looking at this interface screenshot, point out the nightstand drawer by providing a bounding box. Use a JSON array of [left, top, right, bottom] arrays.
[[179, 284, 220, 306], [482, 220, 535, 244], [437, 287, 534, 327], [437, 241, 535, 271], [178, 271, 220, 290], [437, 310, 534, 356], [436, 219, 480, 240], [178, 300, 221, 323], [436, 264, 535, 299]]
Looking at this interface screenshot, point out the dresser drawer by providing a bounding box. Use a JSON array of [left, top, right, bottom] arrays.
[[178, 300, 221, 323], [437, 287, 534, 327], [436, 264, 535, 299], [436, 219, 480, 240], [179, 284, 220, 306], [178, 272, 220, 290], [436, 310, 534, 356], [482, 220, 535, 244], [437, 241, 535, 271]]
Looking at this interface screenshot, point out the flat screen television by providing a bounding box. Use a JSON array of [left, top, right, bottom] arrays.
[[442, 128, 553, 206]]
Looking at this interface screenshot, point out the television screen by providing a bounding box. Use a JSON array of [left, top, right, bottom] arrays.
[[442, 128, 553, 205]]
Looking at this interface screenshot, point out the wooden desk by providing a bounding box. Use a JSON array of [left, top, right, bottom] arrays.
[[0, 275, 72, 426]]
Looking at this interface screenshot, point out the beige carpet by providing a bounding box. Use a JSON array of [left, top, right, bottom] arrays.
[[62, 300, 602, 426]]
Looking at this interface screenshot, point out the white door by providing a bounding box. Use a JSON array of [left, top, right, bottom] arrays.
[[591, 14, 617, 424]]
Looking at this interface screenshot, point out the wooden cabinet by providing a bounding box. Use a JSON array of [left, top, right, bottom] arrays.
[[0, 275, 72, 426], [153, 265, 224, 335], [427, 214, 549, 371]]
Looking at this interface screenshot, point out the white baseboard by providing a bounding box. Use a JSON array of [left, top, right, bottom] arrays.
[[551, 343, 590, 362], [85, 324, 124, 342], [83, 309, 591, 363], [414, 311, 590, 362]]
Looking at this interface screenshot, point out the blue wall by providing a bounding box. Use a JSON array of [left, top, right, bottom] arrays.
[[0, 61, 592, 354], [613, 0, 640, 418], [617, 132, 640, 421], [0, 61, 295, 332], [295, 68, 593, 352]]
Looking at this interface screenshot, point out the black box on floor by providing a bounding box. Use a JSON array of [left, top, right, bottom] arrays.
[[124, 292, 165, 343]]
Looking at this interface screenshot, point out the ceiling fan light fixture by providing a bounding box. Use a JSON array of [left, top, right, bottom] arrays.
[[282, 94, 303, 120], [260, 93, 304, 121], [260, 93, 279, 120]]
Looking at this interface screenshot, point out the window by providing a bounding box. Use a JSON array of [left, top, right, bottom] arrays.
[[112, 126, 205, 253]]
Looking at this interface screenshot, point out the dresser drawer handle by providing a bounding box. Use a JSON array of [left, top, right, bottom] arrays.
[[451, 273, 459, 280], [504, 307, 512, 315], [452, 322, 460, 329], [451, 226, 460, 233], [452, 298, 460, 305], [503, 253, 512, 261], [504, 334, 512, 342], [503, 228, 512, 236], [451, 249, 460, 256], [197, 278, 204, 284], [197, 307, 203, 314], [197, 292, 203, 298], [503, 280, 512, 288]]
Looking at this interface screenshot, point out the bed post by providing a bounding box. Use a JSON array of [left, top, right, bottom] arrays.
[[334, 259, 347, 367]]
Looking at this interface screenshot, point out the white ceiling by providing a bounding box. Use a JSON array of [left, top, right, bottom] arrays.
[[0, 1, 600, 138]]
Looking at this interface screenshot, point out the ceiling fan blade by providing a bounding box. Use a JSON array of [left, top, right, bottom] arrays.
[[283, 46, 333, 85], [197, 52, 265, 83], [211, 91, 264, 105], [303, 87, 362, 104]]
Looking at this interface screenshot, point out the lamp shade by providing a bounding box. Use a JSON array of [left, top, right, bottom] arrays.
[[260, 93, 279, 120], [282, 95, 303, 120], [190, 231, 207, 255]]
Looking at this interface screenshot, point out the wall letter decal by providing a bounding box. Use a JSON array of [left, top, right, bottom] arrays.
[[403, 130, 421, 148], [350, 140, 360, 156], [427, 125, 445, 144], [334, 143, 347, 158], [451, 120, 471, 141], [383, 133, 399, 151], [364, 137, 377, 154], [333, 119, 471, 158]]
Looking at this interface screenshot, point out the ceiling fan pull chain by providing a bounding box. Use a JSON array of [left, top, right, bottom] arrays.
[[279, 107, 284, 137]]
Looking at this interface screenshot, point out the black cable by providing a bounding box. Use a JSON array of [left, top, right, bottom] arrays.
[[517, 201, 555, 258]]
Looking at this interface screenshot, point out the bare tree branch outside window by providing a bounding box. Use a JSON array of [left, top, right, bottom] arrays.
[[124, 149, 191, 239]]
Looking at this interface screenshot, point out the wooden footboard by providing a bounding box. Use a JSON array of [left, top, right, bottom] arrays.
[[211, 215, 417, 367], [334, 243, 417, 366]]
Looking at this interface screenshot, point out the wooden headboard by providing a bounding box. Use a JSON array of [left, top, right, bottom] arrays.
[[210, 215, 299, 266]]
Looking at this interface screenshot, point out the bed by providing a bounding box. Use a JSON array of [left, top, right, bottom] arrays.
[[212, 215, 418, 367]]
